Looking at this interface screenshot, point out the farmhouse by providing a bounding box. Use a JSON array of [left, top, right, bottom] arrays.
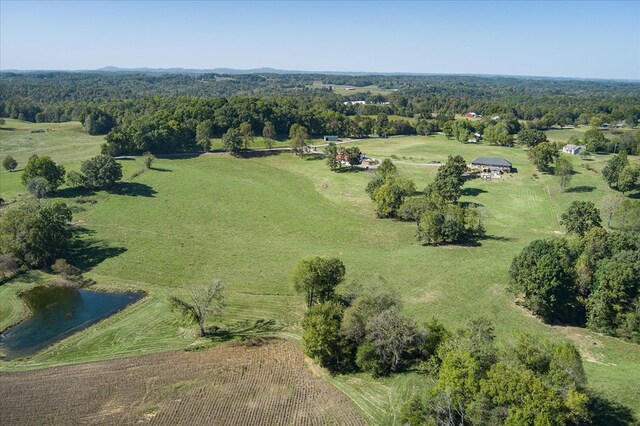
[[562, 144, 583, 155], [323, 135, 339, 142], [469, 157, 512, 173]]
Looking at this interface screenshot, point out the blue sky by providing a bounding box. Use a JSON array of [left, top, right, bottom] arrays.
[[1, 1, 639, 79]]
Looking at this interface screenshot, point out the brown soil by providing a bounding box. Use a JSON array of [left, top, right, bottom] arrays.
[[0, 338, 365, 425]]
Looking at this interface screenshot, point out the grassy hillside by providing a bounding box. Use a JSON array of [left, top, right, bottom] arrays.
[[0, 119, 639, 422]]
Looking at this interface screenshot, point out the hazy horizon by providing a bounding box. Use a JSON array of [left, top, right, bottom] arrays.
[[1, 0, 639, 80]]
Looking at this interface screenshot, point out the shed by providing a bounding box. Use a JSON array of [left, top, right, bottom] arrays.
[[323, 135, 339, 142], [562, 144, 583, 155], [470, 157, 512, 173]]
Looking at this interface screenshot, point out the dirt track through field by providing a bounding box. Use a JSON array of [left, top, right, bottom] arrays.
[[0, 339, 366, 426]]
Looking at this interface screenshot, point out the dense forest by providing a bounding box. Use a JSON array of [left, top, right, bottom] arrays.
[[1, 72, 639, 155]]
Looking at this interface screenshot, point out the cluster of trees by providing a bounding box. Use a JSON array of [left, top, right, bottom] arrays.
[[294, 258, 448, 376], [293, 257, 592, 425], [365, 159, 415, 218], [402, 321, 590, 425], [602, 152, 640, 195], [20, 154, 123, 198], [510, 201, 640, 342], [366, 156, 485, 245], [3, 155, 18, 172], [442, 115, 521, 146]]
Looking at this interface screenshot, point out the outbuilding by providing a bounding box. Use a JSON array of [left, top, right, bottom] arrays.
[[323, 135, 339, 142], [469, 157, 512, 173], [562, 144, 583, 155]]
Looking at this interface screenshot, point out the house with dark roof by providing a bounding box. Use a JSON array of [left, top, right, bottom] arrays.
[[469, 157, 512, 173]]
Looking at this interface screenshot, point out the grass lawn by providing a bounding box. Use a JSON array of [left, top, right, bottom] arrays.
[[0, 119, 639, 423]]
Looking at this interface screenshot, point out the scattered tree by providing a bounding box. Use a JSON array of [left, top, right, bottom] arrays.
[[65, 170, 86, 188], [292, 256, 346, 307], [262, 121, 276, 149], [195, 120, 213, 151], [222, 127, 243, 155], [528, 142, 559, 172], [602, 151, 628, 189], [555, 155, 574, 192], [324, 142, 340, 171], [143, 152, 155, 170], [25, 177, 49, 198], [3, 155, 17, 172], [239, 121, 255, 149], [289, 123, 309, 157], [601, 193, 624, 228], [172, 279, 225, 337], [21, 155, 66, 192], [518, 128, 548, 147], [80, 154, 123, 189], [560, 201, 602, 236], [484, 122, 514, 146]]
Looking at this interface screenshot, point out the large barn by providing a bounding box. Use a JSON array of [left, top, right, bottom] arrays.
[[469, 157, 512, 173]]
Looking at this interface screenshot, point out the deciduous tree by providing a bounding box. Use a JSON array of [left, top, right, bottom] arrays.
[[292, 256, 346, 307], [21, 155, 65, 192]]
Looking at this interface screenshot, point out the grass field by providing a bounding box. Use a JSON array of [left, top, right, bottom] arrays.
[[1, 119, 639, 423]]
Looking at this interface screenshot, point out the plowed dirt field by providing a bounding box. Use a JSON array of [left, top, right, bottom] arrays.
[[0, 338, 365, 425]]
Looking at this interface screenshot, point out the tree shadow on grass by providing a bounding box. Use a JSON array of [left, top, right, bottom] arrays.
[[588, 394, 636, 426], [565, 186, 596, 193], [335, 167, 362, 173], [236, 150, 284, 159], [462, 187, 488, 197], [66, 228, 127, 272], [150, 167, 172, 172], [107, 182, 157, 197], [208, 319, 284, 342], [52, 187, 96, 198]]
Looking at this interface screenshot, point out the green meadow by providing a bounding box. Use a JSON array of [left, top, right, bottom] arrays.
[[0, 119, 639, 422]]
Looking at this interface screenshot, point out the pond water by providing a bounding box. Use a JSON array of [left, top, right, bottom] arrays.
[[0, 286, 142, 361]]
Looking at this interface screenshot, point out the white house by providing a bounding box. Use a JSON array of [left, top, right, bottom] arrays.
[[562, 144, 584, 155]]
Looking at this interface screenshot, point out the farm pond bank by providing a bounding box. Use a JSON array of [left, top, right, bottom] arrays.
[[0, 286, 142, 360]]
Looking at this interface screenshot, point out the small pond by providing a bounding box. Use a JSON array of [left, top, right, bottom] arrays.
[[0, 286, 142, 360]]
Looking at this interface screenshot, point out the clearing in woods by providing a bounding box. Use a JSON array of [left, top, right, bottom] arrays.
[[0, 338, 365, 425]]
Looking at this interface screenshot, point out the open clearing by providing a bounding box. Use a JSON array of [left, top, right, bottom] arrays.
[[1, 119, 639, 423], [0, 338, 365, 425]]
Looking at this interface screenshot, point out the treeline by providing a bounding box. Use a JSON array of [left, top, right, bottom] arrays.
[[2, 72, 640, 128]]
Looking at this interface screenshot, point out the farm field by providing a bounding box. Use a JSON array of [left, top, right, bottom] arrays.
[[1, 119, 639, 423], [0, 338, 365, 425]]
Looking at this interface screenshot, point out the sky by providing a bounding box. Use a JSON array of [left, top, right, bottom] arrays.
[[1, 0, 639, 80]]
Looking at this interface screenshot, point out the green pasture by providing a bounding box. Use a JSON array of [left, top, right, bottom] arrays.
[[0, 119, 639, 422]]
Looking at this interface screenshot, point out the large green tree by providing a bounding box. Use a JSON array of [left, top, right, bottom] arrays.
[[80, 155, 123, 189], [518, 128, 548, 147], [0, 200, 73, 267], [560, 201, 602, 236], [195, 120, 213, 151], [21, 155, 66, 192], [289, 123, 309, 157], [509, 238, 579, 323], [602, 151, 628, 189], [528, 142, 559, 172], [239, 121, 255, 149], [555, 155, 574, 192], [2, 155, 17, 172], [292, 256, 346, 307], [222, 127, 243, 155], [302, 302, 355, 373]]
